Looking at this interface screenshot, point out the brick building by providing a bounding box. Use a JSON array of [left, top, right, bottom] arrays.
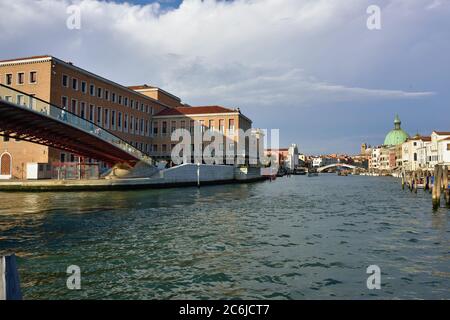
[[0, 55, 258, 179], [0, 55, 180, 178]]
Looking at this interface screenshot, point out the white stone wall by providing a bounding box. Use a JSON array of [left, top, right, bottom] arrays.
[[159, 164, 234, 183], [234, 166, 261, 180]]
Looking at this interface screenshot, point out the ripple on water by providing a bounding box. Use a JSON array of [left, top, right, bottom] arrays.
[[1, 175, 450, 299]]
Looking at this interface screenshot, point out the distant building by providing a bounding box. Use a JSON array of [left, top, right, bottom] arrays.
[[286, 144, 299, 171], [369, 147, 381, 172], [264, 144, 299, 171], [151, 106, 254, 164], [402, 135, 431, 171], [365, 115, 450, 174]]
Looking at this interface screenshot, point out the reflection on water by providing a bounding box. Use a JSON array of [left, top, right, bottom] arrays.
[[0, 175, 449, 299]]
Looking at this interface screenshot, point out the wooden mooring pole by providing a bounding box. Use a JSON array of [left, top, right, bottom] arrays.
[[413, 171, 418, 194], [425, 171, 430, 192], [432, 165, 442, 210], [444, 165, 450, 208], [0, 254, 22, 300], [401, 172, 405, 190]]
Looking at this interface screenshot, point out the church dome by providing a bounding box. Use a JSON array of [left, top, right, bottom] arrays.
[[384, 115, 409, 146]]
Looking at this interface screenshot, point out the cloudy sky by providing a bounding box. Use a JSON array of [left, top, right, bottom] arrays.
[[0, 0, 448, 154]]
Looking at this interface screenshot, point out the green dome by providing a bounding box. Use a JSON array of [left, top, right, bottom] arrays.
[[384, 115, 409, 146]]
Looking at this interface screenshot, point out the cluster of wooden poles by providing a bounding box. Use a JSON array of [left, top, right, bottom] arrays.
[[402, 165, 450, 210]]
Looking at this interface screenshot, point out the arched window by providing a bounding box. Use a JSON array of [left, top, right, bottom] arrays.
[[0, 152, 12, 178]]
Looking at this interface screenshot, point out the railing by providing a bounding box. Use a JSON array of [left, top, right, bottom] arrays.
[[0, 84, 152, 165]]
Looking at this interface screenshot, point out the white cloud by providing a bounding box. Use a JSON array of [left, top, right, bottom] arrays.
[[0, 0, 441, 108]]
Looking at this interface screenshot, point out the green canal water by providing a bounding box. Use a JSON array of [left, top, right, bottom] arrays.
[[0, 175, 449, 299]]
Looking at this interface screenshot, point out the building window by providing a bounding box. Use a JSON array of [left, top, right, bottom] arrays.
[[118, 112, 122, 130], [29, 94, 36, 109], [104, 90, 109, 101], [60, 153, 66, 163], [112, 92, 116, 103], [61, 96, 68, 109], [6, 73, 12, 85], [134, 101, 139, 109], [153, 121, 158, 135], [17, 95, 25, 105], [71, 99, 77, 114], [190, 120, 194, 134], [145, 120, 149, 135], [124, 97, 128, 107], [104, 109, 109, 128], [219, 119, 225, 132], [130, 99, 134, 109], [171, 121, 177, 133], [97, 106, 102, 124], [30, 71, 37, 84], [89, 84, 95, 96], [80, 102, 86, 118], [118, 95, 122, 105], [97, 87, 102, 98], [17, 72, 24, 85], [141, 103, 144, 112], [124, 114, 128, 131], [145, 105, 149, 113], [72, 78, 78, 91], [153, 144, 158, 152], [140, 119, 144, 135], [162, 144, 167, 153], [62, 74, 69, 87], [162, 121, 167, 136], [180, 120, 186, 130], [89, 104, 94, 122], [209, 120, 214, 131], [130, 116, 134, 133], [81, 81, 87, 94], [111, 110, 116, 129], [229, 119, 235, 132], [3, 136, 9, 142], [413, 153, 417, 161]]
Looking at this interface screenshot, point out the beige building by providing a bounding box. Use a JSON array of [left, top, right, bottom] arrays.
[[401, 135, 431, 171], [151, 106, 253, 164]]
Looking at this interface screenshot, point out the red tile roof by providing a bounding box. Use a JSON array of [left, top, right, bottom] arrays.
[[154, 106, 237, 116], [408, 135, 431, 142]]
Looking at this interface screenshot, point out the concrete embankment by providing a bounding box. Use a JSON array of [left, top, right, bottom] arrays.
[[0, 164, 265, 192]]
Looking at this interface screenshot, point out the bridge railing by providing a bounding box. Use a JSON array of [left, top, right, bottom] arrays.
[[0, 84, 152, 165]]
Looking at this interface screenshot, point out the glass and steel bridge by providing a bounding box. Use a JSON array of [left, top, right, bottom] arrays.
[[0, 84, 153, 166]]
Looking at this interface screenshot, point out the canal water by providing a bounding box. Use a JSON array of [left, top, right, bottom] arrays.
[[0, 175, 449, 299]]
